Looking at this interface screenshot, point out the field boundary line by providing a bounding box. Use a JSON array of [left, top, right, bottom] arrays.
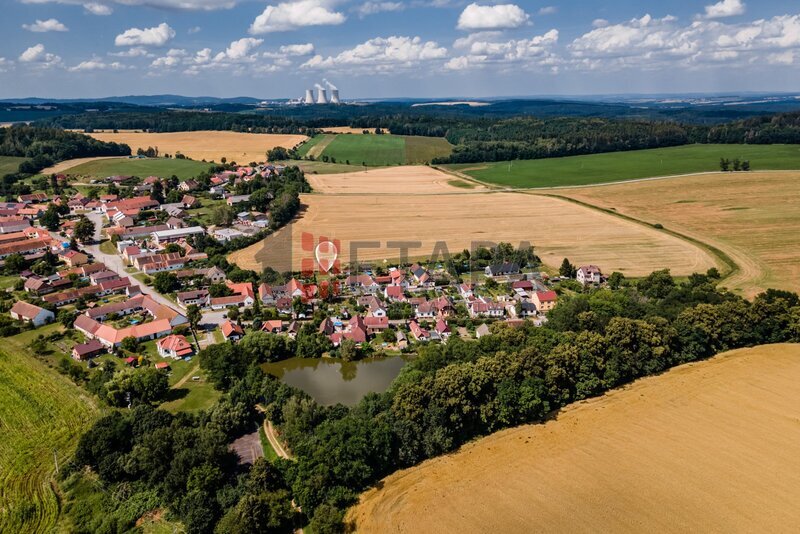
[[433, 165, 502, 189], [534, 192, 741, 283]]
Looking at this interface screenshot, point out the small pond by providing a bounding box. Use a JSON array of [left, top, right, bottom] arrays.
[[262, 355, 409, 406]]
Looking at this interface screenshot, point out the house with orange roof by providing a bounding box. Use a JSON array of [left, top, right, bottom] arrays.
[[221, 320, 244, 341], [157, 334, 194, 359]]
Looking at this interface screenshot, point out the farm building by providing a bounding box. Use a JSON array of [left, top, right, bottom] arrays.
[[10, 301, 54, 327]]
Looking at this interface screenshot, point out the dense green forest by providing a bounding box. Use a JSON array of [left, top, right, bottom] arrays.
[[39, 111, 320, 135], [68, 270, 800, 533], [0, 125, 130, 174], [39, 108, 800, 165]]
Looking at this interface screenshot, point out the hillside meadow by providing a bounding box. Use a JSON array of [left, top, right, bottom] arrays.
[[0, 328, 99, 533], [0, 156, 25, 176], [298, 133, 452, 166], [559, 171, 800, 297], [86, 130, 307, 164], [349, 344, 800, 533], [446, 144, 800, 188], [61, 157, 212, 181]]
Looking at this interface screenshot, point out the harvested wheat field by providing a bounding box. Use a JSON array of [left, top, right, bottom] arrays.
[[305, 166, 483, 194], [559, 171, 800, 297], [85, 130, 307, 163], [349, 344, 800, 534], [229, 191, 716, 275]]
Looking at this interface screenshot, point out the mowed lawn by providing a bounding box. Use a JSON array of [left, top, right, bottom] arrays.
[[63, 157, 212, 180], [447, 144, 800, 188], [0, 343, 99, 533], [0, 156, 25, 176], [308, 134, 453, 166]]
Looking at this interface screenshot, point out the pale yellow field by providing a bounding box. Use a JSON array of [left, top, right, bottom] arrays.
[[229, 190, 716, 275], [349, 344, 800, 534], [559, 171, 800, 297], [305, 166, 483, 194], [321, 126, 369, 134], [86, 130, 307, 163]]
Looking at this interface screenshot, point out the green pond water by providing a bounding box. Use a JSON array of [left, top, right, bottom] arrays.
[[262, 356, 409, 406]]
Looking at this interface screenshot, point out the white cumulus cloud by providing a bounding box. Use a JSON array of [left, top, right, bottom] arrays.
[[18, 43, 62, 67], [704, 0, 745, 19], [22, 18, 69, 32], [84, 2, 112, 14], [115, 23, 175, 47], [279, 43, 315, 55], [355, 1, 404, 18], [457, 3, 530, 31], [221, 37, 264, 60], [69, 58, 128, 71], [250, 0, 345, 34], [301, 35, 447, 73]]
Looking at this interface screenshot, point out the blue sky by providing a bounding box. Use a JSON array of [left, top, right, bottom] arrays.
[[2, 0, 800, 99]]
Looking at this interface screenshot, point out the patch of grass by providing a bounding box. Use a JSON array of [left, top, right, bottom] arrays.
[[0, 156, 25, 176], [296, 134, 327, 157], [447, 144, 800, 188], [259, 424, 279, 462], [404, 136, 453, 164], [99, 239, 117, 256], [291, 160, 367, 174], [447, 179, 476, 189], [161, 368, 220, 413], [320, 134, 406, 166], [64, 157, 212, 181], [0, 336, 99, 533]]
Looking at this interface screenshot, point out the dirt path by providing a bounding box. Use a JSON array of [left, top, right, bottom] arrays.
[[349, 344, 800, 533], [263, 419, 292, 460], [172, 364, 200, 389], [306, 134, 336, 159]]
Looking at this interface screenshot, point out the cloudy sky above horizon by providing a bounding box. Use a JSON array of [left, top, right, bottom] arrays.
[[1, 0, 800, 99]]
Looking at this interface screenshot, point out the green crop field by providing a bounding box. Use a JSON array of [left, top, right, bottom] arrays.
[[303, 134, 452, 166], [446, 144, 800, 188], [0, 156, 25, 176], [64, 157, 212, 181], [0, 335, 99, 533]]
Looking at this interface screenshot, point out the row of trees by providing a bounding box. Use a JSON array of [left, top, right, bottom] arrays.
[[71, 268, 800, 533], [719, 157, 751, 171]]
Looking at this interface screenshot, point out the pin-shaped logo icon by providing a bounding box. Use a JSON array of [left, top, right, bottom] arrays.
[[315, 240, 338, 273]]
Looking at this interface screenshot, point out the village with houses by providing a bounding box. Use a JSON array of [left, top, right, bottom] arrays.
[[0, 157, 611, 415]]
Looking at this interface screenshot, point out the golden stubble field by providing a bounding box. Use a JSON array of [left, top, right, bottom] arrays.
[[86, 130, 307, 163], [349, 344, 800, 533], [229, 167, 716, 275], [559, 171, 800, 297], [305, 165, 484, 194]]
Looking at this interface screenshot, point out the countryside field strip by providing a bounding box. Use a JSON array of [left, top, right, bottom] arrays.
[[558, 171, 800, 296], [39, 156, 128, 175], [0, 349, 99, 533], [349, 344, 800, 533], [229, 190, 717, 276], [446, 144, 800, 188], [305, 166, 485, 194], [86, 130, 307, 163]]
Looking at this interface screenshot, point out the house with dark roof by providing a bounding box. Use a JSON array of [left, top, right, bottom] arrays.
[[72, 339, 105, 361], [485, 262, 521, 278]]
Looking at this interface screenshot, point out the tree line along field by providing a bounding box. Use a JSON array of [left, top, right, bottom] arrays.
[[55, 157, 212, 181], [349, 344, 800, 533], [445, 144, 800, 188], [297, 133, 453, 166], [0, 336, 99, 533]]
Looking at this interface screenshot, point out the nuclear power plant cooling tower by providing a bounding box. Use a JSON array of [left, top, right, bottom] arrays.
[[329, 89, 340, 104], [304, 89, 314, 104], [316, 88, 328, 104]]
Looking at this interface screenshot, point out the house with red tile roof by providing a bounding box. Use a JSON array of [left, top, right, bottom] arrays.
[[221, 320, 244, 341], [532, 290, 558, 312], [157, 334, 194, 359]]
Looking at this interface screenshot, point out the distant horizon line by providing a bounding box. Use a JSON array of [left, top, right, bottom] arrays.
[[2, 90, 800, 104]]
